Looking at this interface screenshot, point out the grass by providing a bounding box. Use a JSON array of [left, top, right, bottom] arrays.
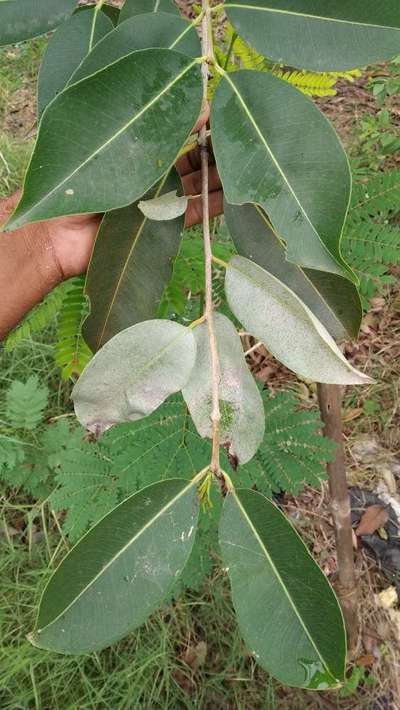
[[0, 519, 278, 710]]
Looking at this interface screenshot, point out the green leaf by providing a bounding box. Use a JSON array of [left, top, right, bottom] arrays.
[[139, 189, 188, 221], [219, 488, 346, 688], [182, 313, 264, 464], [212, 71, 354, 280], [4, 282, 69, 351], [5, 375, 49, 431], [37, 9, 113, 116], [225, 202, 362, 340], [119, 0, 179, 23], [224, 1, 400, 71], [83, 170, 185, 352], [71, 12, 201, 84], [237, 391, 335, 496], [55, 277, 92, 381], [5, 49, 202, 231], [30, 478, 200, 653], [72, 320, 197, 433], [0, 0, 76, 46], [224, 256, 372, 384]]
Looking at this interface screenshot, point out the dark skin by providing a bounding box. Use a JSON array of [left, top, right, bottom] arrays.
[[0, 107, 223, 339]]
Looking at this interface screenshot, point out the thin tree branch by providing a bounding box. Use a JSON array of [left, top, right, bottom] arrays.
[[317, 383, 359, 653], [199, 0, 221, 477]]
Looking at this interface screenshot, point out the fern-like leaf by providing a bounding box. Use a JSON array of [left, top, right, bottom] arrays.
[[5, 375, 49, 430], [343, 169, 400, 307], [4, 282, 69, 351], [158, 233, 233, 319], [348, 169, 400, 216], [237, 392, 336, 496], [55, 277, 92, 380]]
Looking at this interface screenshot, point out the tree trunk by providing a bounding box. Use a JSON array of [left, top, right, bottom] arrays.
[[317, 383, 358, 653]]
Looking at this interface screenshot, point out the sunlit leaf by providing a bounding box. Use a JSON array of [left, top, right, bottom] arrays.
[[0, 0, 76, 46], [5, 49, 202, 231], [225, 256, 372, 384], [72, 320, 197, 433], [225, 201, 362, 340], [219, 488, 346, 688], [212, 71, 354, 280], [38, 9, 113, 115], [224, 1, 400, 71], [30, 478, 200, 653], [182, 313, 264, 464], [71, 12, 200, 83], [83, 170, 185, 352]]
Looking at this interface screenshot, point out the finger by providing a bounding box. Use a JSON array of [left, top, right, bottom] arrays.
[[185, 190, 223, 228], [192, 101, 209, 134], [181, 165, 221, 197]]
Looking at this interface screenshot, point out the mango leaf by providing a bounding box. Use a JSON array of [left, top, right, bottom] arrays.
[[224, 1, 400, 71], [139, 190, 188, 221], [71, 13, 201, 83], [83, 170, 185, 352], [224, 202, 362, 340], [212, 71, 354, 281], [224, 256, 372, 384], [182, 313, 264, 464], [0, 0, 76, 46], [73, 319, 197, 433], [38, 9, 113, 116], [5, 49, 202, 231], [119, 0, 179, 23], [219, 488, 346, 688], [30, 478, 200, 653]]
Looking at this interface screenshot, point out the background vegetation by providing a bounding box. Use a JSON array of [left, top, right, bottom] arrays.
[[1, 29, 400, 709]]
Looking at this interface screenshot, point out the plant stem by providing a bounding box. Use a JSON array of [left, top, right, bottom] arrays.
[[317, 383, 358, 653], [200, 0, 221, 478]]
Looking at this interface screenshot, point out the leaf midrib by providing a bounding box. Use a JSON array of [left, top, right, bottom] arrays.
[[224, 4, 399, 31], [253, 204, 348, 336], [37, 478, 197, 632]]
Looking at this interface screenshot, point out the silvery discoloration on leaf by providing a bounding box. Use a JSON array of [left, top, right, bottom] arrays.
[[72, 320, 197, 433], [182, 313, 264, 464], [225, 256, 373, 385], [138, 190, 188, 221]]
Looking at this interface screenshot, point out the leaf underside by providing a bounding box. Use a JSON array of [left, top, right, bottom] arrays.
[[225, 255, 371, 384], [72, 319, 197, 433], [224, 201, 362, 340], [182, 313, 264, 464]]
